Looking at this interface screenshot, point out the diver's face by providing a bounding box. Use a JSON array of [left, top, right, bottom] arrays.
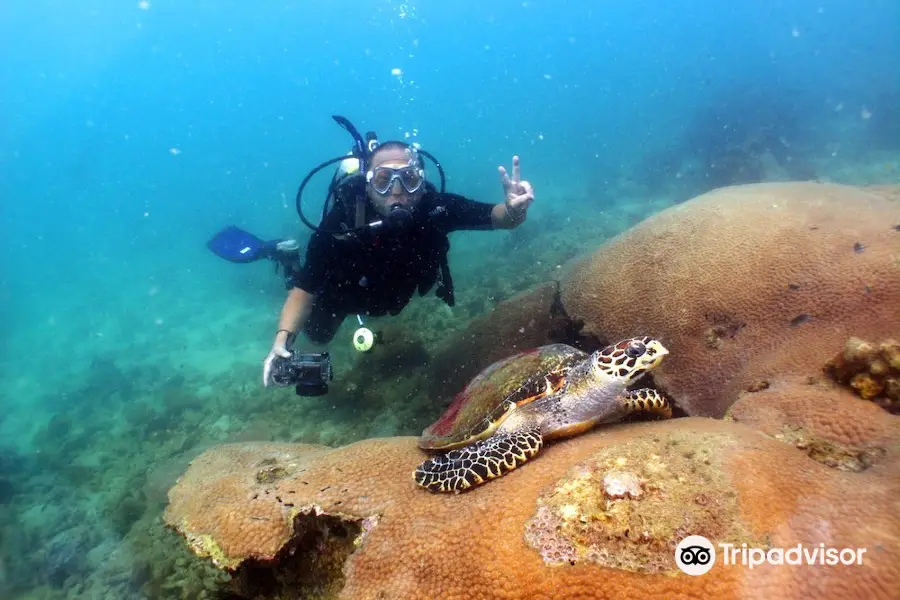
[[366, 147, 424, 217]]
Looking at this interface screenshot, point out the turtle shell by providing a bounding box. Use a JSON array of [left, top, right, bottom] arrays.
[[419, 343, 587, 451]]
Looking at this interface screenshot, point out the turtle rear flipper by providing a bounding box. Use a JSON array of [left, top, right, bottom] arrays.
[[414, 428, 543, 493], [621, 388, 672, 419]]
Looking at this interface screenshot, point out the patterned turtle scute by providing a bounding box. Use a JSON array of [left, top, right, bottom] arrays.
[[419, 344, 587, 450]]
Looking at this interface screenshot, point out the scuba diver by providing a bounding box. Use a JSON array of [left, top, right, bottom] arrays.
[[207, 116, 534, 389]]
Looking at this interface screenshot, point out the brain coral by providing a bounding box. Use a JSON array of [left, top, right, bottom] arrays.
[[727, 379, 898, 472], [558, 182, 900, 417], [165, 416, 900, 600]]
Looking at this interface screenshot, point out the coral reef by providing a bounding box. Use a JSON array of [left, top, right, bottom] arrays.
[[165, 416, 900, 600], [727, 380, 896, 472], [824, 337, 900, 413], [9, 175, 900, 599], [522, 431, 766, 574], [161, 179, 900, 599], [557, 182, 900, 417]]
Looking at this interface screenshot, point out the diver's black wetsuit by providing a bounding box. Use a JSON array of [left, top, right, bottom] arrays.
[[288, 178, 495, 343]]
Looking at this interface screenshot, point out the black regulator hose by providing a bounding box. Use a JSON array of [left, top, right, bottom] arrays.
[[295, 155, 352, 235]]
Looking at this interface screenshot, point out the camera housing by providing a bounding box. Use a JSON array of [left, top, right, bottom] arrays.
[[269, 352, 333, 396]]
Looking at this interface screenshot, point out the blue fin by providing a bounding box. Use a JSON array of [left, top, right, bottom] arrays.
[[207, 226, 277, 263]]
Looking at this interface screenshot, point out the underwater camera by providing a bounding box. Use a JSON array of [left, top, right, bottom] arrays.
[[269, 352, 334, 396]]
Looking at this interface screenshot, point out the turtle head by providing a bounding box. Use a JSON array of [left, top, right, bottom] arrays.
[[590, 337, 668, 385]]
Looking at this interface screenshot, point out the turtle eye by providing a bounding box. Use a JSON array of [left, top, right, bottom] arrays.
[[625, 342, 646, 359]]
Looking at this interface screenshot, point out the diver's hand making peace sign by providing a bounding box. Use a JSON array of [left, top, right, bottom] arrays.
[[498, 155, 534, 222]]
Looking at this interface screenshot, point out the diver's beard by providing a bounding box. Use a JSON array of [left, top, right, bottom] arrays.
[[378, 196, 419, 215]]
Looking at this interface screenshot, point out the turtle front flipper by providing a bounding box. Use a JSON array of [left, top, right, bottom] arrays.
[[620, 388, 672, 419], [414, 428, 543, 493]]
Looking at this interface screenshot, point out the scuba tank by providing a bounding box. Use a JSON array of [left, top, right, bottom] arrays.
[[323, 131, 379, 229]]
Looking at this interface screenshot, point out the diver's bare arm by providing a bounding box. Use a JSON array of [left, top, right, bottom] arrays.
[[275, 288, 316, 345]]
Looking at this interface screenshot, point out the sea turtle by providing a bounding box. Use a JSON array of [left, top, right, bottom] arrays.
[[414, 337, 671, 493]]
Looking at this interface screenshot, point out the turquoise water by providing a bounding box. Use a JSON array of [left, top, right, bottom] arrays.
[[1, 1, 898, 598]]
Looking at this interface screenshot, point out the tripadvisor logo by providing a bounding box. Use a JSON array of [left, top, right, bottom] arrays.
[[675, 535, 868, 575], [719, 542, 867, 568], [676, 535, 716, 576]]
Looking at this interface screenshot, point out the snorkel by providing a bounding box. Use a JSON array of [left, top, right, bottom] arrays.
[[294, 115, 446, 236]]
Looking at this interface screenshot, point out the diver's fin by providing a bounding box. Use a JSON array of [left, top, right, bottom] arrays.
[[206, 226, 277, 263]]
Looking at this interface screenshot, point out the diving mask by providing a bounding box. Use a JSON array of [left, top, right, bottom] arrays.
[[366, 165, 425, 195]]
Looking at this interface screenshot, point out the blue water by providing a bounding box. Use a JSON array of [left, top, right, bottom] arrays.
[[1, 1, 898, 597]]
